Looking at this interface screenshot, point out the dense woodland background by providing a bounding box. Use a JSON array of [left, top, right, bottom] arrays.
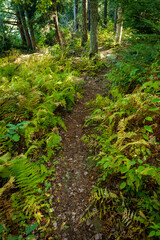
[[0, 0, 160, 239]]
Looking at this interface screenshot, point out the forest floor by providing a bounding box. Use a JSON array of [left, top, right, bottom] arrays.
[[1, 42, 160, 240], [48, 51, 115, 240]]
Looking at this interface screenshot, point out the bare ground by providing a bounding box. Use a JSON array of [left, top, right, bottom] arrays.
[[51, 72, 109, 240]]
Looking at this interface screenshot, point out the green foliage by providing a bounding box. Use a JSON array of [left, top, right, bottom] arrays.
[[107, 39, 160, 93], [0, 53, 77, 157], [0, 153, 47, 221], [0, 49, 79, 237], [71, 55, 106, 76], [98, 25, 115, 49], [120, 0, 160, 34], [2, 122, 28, 143], [0, 221, 38, 240], [83, 80, 160, 238], [25, 222, 38, 235]]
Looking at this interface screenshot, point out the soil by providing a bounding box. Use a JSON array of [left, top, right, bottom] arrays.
[[50, 60, 112, 240]]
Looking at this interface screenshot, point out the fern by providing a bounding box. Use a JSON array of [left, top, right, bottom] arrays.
[[0, 176, 15, 197], [0, 153, 47, 224], [83, 80, 160, 238], [10, 155, 46, 196], [139, 80, 160, 94], [122, 208, 147, 226], [10, 155, 47, 221], [81, 188, 118, 222], [46, 133, 61, 158], [23, 195, 45, 221], [143, 19, 160, 33]]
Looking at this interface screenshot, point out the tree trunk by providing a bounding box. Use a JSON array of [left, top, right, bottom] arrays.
[[81, 0, 88, 46], [115, 8, 123, 43], [89, 0, 98, 57], [53, 10, 65, 48], [76, 0, 79, 29], [15, 9, 27, 46], [25, 8, 36, 50], [73, 0, 77, 31], [104, 0, 108, 26], [1, 22, 7, 50], [114, 6, 118, 32], [88, 0, 90, 31], [28, 22, 36, 50], [18, 5, 32, 49]]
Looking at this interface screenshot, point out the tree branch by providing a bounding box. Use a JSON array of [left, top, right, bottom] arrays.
[[2, 20, 18, 26], [0, 10, 16, 16]]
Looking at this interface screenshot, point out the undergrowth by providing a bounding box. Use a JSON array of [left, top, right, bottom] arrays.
[[0, 43, 108, 238], [83, 39, 160, 239], [0, 50, 79, 238], [107, 38, 160, 93]]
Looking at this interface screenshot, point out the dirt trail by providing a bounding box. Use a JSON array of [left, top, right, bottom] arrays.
[[51, 73, 108, 240]]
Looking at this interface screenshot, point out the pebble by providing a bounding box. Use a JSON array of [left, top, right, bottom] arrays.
[[53, 221, 57, 228], [90, 224, 94, 229], [62, 233, 68, 237], [79, 188, 84, 193], [86, 220, 91, 226], [94, 233, 103, 240], [111, 227, 116, 232], [79, 156, 84, 161]]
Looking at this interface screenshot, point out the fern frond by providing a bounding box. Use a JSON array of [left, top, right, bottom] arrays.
[[10, 155, 46, 196], [122, 208, 137, 226], [80, 187, 118, 222], [117, 118, 126, 140], [23, 195, 44, 218], [0, 176, 15, 197], [115, 118, 136, 147], [120, 140, 149, 151], [25, 145, 38, 157], [46, 133, 61, 158], [122, 208, 147, 226]]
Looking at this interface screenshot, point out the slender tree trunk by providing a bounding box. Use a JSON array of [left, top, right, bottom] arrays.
[[53, 10, 65, 48], [104, 0, 108, 26], [81, 0, 88, 46], [2, 22, 7, 50], [114, 6, 118, 32], [18, 5, 32, 49], [88, 0, 90, 31], [73, 0, 77, 31], [89, 0, 98, 57], [115, 8, 123, 43], [25, 9, 36, 50], [15, 9, 27, 46], [28, 22, 36, 50], [76, 0, 79, 29]]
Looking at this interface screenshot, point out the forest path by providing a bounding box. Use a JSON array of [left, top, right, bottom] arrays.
[[51, 53, 114, 240]]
